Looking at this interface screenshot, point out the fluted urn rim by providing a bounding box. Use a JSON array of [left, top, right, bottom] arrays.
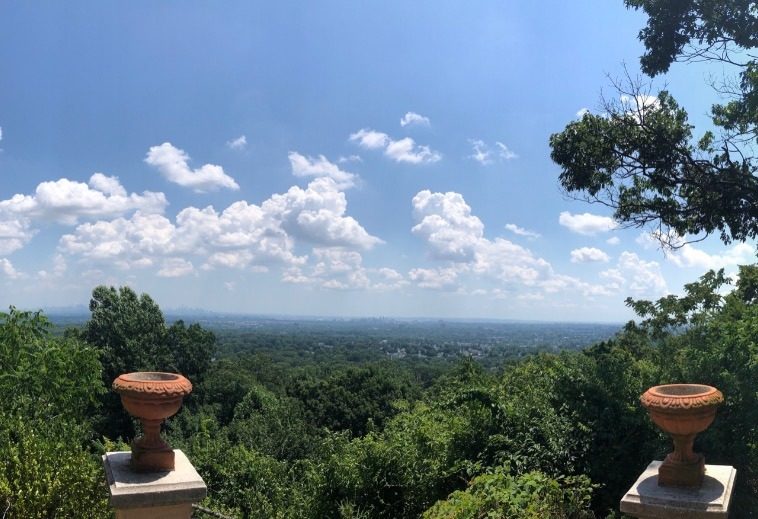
[[113, 371, 192, 399], [641, 384, 723, 411]]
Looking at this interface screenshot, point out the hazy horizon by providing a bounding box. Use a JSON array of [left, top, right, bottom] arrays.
[[39, 301, 625, 326]]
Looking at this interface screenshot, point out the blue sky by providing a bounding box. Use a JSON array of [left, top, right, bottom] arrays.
[[0, 1, 752, 322]]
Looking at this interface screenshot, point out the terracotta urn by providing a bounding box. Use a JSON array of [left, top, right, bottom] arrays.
[[640, 384, 723, 488], [113, 372, 192, 472]]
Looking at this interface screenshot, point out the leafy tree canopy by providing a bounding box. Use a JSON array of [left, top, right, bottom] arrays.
[[80, 285, 216, 439], [423, 470, 595, 519], [551, 0, 758, 247], [83, 285, 170, 382], [0, 308, 109, 518]]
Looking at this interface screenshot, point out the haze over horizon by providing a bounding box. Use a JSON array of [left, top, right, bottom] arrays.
[[40, 302, 627, 325], [1, 1, 752, 322]]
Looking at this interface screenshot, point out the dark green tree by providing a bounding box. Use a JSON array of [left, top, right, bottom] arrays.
[[166, 320, 216, 384], [81, 285, 216, 439], [83, 285, 170, 383], [550, 0, 758, 247], [199, 358, 259, 425], [290, 364, 419, 437], [81, 286, 171, 439], [228, 385, 315, 461]]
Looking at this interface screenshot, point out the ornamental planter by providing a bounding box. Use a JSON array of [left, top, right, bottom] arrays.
[[113, 372, 193, 472], [640, 384, 723, 488]]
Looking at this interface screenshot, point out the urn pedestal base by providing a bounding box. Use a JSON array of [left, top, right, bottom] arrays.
[[659, 452, 705, 488], [103, 450, 206, 519], [131, 442, 175, 472], [130, 417, 176, 472], [620, 461, 735, 519]]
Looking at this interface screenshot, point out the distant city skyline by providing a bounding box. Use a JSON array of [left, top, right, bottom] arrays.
[[0, 1, 752, 322]]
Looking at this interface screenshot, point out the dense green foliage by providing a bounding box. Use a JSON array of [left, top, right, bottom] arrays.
[[423, 470, 595, 519], [0, 308, 110, 518], [3, 270, 758, 518]]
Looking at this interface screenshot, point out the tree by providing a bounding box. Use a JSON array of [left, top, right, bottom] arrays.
[[83, 285, 170, 383], [166, 320, 216, 385], [0, 308, 110, 518], [422, 470, 595, 519], [550, 1, 758, 247], [81, 285, 216, 439], [290, 364, 419, 437], [228, 385, 315, 461], [0, 307, 104, 422]]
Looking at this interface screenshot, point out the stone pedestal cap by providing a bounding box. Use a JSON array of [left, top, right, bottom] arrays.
[[621, 460, 736, 518], [103, 450, 207, 509]]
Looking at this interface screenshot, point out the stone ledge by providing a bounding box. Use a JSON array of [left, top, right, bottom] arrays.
[[620, 460, 736, 519], [103, 450, 207, 509]]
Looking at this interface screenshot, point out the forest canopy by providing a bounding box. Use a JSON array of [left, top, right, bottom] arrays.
[[2, 268, 757, 517]]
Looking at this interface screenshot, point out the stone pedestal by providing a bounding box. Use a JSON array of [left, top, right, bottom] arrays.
[[620, 461, 736, 518], [103, 450, 207, 519]]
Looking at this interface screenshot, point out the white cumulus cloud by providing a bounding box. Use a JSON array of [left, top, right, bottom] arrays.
[[505, 223, 540, 239], [617, 251, 668, 296], [264, 178, 382, 249], [374, 267, 407, 290], [412, 190, 484, 261], [559, 211, 617, 235], [599, 268, 625, 291], [570, 247, 610, 263], [226, 135, 247, 150], [145, 142, 240, 192], [635, 231, 755, 271], [408, 266, 461, 290], [400, 112, 431, 127], [288, 152, 357, 189], [59, 178, 383, 280], [410, 190, 619, 298], [473, 238, 552, 285], [0, 258, 22, 280], [385, 138, 440, 164], [668, 242, 755, 271], [0, 174, 166, 226], [158, 258, 194, 278], [349, 129, 390, 149], [282, 248, 405, 290], [350, 128, 440, 164], [0, 217, 35, 255], [469, 139, 517, 165]]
